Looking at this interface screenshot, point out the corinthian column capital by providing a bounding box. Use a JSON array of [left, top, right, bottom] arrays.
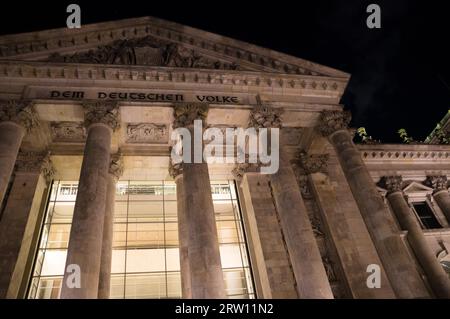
[[379, 175, 404, 194], [295, 150, 329, 175], [317, 110, 351, 137], [425, 175, 448, 194], [0, 99, 39, 132], [83, 101, 120, 131], [15, 151, 55, 182], [248, 104, 283, 129], [172, 103, 209, 128], [109, 152, 124, 180], [168, 161, 183, 179]]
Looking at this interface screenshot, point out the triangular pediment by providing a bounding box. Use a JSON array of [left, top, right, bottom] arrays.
[[403, 181, 433, 193], [0, 16, 349, 78]]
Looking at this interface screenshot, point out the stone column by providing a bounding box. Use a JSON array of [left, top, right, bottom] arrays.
[[61, 101, 119, 299], [0, 151, 54, 298], [317, 110, 429, 298], [0, 100, 38, 207], [381, 175, 450, 298], [169, 162, 192, 299], [98, 152, 123, 299], [425, 175, 450, 222], [172, 103, 226, 299], [248, 105, 333, 298]]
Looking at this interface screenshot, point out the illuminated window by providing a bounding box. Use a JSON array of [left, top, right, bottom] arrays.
[[28, 180, 254, 299]]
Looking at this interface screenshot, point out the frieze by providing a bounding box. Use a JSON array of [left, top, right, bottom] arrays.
[[126, 123, 168, 144], [50, 121, 86, 142]]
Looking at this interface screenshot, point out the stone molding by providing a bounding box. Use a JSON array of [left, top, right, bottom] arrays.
[[361, 150, 450, 162], [424, 175, 448, 194], [15, 151, 55, 182], [248, 104, 283, 129], [0, 99, 39, 132], [317, 110, 351, 137], [172, 103, 208, 128], [109, 152, 124, 180], [0, 62, 348, 95], [83, 101, 120, 131]]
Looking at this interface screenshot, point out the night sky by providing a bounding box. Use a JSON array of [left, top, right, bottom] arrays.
[[1, 0, 449, 142]]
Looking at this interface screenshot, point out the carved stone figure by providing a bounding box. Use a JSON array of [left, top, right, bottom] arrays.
[[51, 122, 86, 142], [126, 123, 167, 143], [47, 35, 240, 70]]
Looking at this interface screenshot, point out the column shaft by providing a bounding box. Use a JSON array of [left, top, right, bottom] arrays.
[[434, 190, 450, 223], [0, 122, 25, 206], [387, 191, 450, 298], [182, 162, 226, 298], [269, 147, 333, 298], [0, 172, 47, 298], [61, 124, 112, 299], [97, 174, 116, 299], [328, 129, 428, 298], [175, 175, 192, 298]]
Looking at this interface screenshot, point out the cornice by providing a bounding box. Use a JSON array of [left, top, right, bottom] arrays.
[[359, 144, 450, 164], [0, 16, 349, 79], [0, 60, 348, 95]]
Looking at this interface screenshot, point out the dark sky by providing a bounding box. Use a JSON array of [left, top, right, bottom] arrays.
[[1, 0, 449, 142]]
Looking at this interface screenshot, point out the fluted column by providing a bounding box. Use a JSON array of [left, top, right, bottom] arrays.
[[169, 162, 192, 298], [98, 152, 123, 299], [172, 103, 226, 299], [0, 100, 38, 206], [317, 110, 429, 298], [249, 105, 333, 298], [381, 175, 450, 298], [425, 175, 450, 223], [0, 151, 53, 298], [61, 101, 119, 299]]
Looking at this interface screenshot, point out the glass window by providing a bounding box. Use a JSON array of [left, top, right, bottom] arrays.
[[413, 202, 442, 229], [28, 180, 254, 299]]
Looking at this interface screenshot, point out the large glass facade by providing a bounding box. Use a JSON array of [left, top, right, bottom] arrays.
[[28, 180, 254, 299]]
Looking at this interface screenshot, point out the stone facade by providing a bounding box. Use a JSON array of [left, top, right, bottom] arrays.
[[0, 16, 449, 299]]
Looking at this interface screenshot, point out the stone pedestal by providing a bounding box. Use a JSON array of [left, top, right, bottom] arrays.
[[318, 110, 429, 298], [0, 100, 38, 206], [269, 147, 333, 298], [385, 182, 450, 298], [173, 103, 226, 299], [169, 163, 192, 299], [61, 102, 119, 299], [0, 152, 53, 298], [98, 153, 123, 299]]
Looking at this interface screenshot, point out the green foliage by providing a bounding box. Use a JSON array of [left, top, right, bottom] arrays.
[[355, 127, 379, 144], [397, 128, 414, 144]]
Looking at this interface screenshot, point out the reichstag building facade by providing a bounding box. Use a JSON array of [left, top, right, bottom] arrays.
[[0, 17, 449, 299]]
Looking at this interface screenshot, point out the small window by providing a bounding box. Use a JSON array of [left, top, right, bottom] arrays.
[[412, 202, 442, 229]]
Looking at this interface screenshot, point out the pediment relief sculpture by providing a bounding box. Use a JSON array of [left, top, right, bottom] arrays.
[[47, 35, 240, 70]]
